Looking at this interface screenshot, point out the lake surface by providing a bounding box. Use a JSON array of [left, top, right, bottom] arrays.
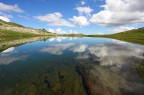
[[0, 37, 144, 95]]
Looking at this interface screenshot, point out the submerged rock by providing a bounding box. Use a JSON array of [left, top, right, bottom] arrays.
[[44, 79, 51, 88], [76, 58, 144, 95], [58, 70, 67, 83]]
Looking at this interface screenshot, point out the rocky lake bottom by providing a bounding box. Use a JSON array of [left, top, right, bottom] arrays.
[[0, 37, 144, 95]]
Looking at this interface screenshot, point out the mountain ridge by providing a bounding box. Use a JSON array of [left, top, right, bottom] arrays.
[[0, 19, 52, 35]]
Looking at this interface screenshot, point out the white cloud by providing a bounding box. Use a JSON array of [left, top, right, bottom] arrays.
[[76, 6, 93, 16], [48, 28, 66, 34], [80, 1, 86, 5], [56, 28, 63, 34], [48, 28, 79, 34], [90, 0, 144, 26], [0, 16, 10, 22], [112, 26, 137, 33], [68, 30, 78, 34], [70, 16, 89, 26], [35, 12, 62, 22], [48, 28, 55, 33], [34, 12, 74, 27], [0, 2, 24, 13]]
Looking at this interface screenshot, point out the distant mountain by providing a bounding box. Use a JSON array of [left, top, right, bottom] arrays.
[[139, 27, 144, 29], [0, 19, 52, 35]]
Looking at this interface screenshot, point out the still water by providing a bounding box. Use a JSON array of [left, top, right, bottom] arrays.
[[0, 37, 144, 95]]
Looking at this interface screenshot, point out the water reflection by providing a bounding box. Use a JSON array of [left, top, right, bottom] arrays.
[[0, 55, 27, 65], [40, 42, 144, 68], [1, 47, 15, 53], [48, 37, 78, 42], [40, 43, 75, 55], [0, 37, 144, 95], [0, 47, 28, 65]]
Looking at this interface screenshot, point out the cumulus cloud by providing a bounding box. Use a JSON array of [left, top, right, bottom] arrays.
[[70, 16, 89, 26], [48, 28, 66, 34], [68, 30, 78, 34], [34, 12, 74, 27], [76, 6, 93, 16], [0, 16, 10, 22], [112, 26, 137, 33], [80, 1, 86, 5], [48, 28, 55, 33], [48, 28, 79, 34], [90, 0, 144, 26], [0, 2, 24, 13]]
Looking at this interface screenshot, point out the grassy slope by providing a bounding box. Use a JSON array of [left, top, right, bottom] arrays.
[[0, 20, 54, 37], [0, 29, 38, 38], [87, 29, 144, 45], [0, 20, 24, 27]]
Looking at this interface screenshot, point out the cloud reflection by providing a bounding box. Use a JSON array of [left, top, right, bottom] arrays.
[[0, 55, 27, 65], [87, 44, 144, 67], [48, 37, 78, 42], [1, 47, 15, 53], [40, 43, 75, 55], [40, 42, 144, 68], [69, 43, 88, 52]]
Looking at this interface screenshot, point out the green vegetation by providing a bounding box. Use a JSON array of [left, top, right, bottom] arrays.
[[1, 19, 144, 45], [86, 29, 144, 45], [0, 29, 38, 38], [0, 19, 24, 27], [0, 20, 54, 36], [5, 22, 24, 27], [60, 33, 84, 37]]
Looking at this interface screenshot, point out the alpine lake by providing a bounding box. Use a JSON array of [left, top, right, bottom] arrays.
[[0, 37, 144, 95]]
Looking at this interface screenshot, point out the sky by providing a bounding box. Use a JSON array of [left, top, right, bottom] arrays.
[[0, 0, 144, 34]]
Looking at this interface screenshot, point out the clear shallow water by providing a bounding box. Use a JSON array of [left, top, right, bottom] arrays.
[[0, 37, 144, 95]]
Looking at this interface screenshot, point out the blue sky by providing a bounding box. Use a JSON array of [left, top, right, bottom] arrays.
[[0, 0, 143, 34]]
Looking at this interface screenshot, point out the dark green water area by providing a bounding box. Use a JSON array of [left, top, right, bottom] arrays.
[[0, 37, 144, 95]]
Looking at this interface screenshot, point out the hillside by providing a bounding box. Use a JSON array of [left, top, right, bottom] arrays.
[[87, 28, 144, 44], [0, 19, 52, 36]]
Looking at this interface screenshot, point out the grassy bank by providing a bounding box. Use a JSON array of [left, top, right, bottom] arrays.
[[0, 36, 53, 52], [86, 29, 144, 45]]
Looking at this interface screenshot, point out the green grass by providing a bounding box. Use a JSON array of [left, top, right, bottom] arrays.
[[60, 33, 84, 37], [86, 29, 144, 45], [0, 20, 23, 27], [0, 29, 38, 38]]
